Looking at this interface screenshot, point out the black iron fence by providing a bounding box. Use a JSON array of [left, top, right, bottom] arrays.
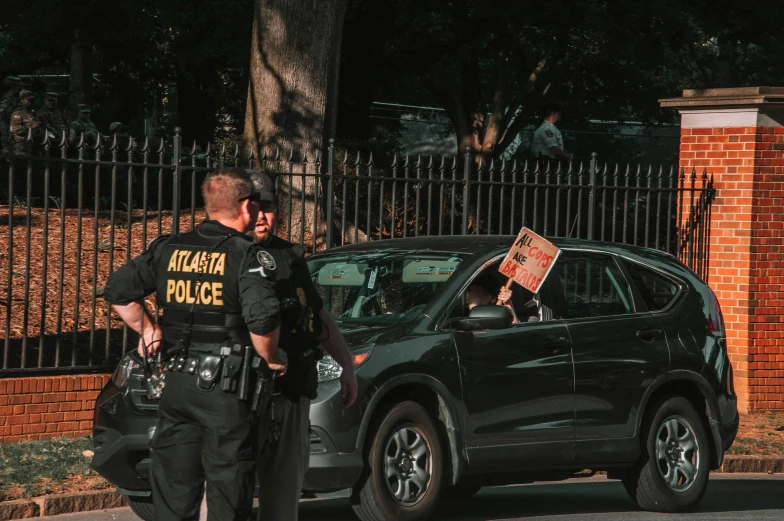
[[0, 129, 714, 374]]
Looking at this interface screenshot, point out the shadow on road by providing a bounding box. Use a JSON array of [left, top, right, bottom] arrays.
[[298, 478, 784, 521]]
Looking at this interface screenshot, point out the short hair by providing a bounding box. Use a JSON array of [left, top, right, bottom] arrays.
[[202, 168, 255, 219], [469, 274, 500, 295], [542, 102, 562, 118]]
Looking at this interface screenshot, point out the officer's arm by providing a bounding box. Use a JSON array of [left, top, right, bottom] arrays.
[[548, 146, 571, 161], [104, 239, 166, 355], [239, 247, 286, 372]]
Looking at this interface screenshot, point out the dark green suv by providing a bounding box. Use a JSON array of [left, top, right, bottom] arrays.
[[91, 236, 738, 521]]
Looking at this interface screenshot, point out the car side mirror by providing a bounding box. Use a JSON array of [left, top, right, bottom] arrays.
[[452, 305, 513, 331]]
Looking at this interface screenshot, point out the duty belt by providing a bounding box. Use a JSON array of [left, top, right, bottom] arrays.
[[163, 344, 255, 398]]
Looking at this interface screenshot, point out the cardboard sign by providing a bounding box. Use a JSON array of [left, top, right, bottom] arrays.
[[498, 227, 561, 294]]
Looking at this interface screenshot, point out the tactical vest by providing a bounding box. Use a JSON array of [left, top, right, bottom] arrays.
[[155, 229, 252, 356]]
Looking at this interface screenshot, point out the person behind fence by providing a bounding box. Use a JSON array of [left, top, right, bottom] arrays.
[[248, 171, 358, 521], [10, 90, 41, 157], [0, 76, 24, 158], [531, 103, 571, 164], [69, 103, 99, 146], [103, 167, 289, 521], [37, 92, 69, 140]]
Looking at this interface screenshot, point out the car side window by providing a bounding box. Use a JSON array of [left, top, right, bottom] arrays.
[[555, 252, 634, 319], [444, 260, 543, 324], [624, 261, 679, 311]]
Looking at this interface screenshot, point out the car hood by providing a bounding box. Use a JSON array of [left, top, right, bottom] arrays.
[[339, 324, 405, 351]]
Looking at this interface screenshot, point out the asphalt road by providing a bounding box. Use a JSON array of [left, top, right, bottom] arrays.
[[43, 474, 784, 521]]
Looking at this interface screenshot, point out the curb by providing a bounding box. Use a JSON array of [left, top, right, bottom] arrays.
[[0, 489, 126, 519], [1, 457, 783, 519], [717, 455, 784, 474]]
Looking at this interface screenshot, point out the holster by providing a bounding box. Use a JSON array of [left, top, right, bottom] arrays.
[[219, 344, 245, 394], [196, 354, 223, 391], [251, 357, 276, 417]]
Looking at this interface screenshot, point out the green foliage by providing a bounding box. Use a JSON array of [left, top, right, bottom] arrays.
[[3, 0, 784, 153]]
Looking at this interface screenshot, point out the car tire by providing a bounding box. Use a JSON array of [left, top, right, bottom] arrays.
[[126, 496, 154, 521], [351, 400, 443, 521], [623, 396, 710, 512]]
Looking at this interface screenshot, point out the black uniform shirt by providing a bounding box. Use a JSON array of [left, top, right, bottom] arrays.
[[104, 220, 280, 336], [260, 235, 324, 400]]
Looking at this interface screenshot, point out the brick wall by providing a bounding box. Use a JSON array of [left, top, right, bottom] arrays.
[[679, 126, 784, 411], [0, 375, 111, 443]]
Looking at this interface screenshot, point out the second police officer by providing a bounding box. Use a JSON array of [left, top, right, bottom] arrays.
[[248, 171, 358, 521], [104, 168, 288, 521]]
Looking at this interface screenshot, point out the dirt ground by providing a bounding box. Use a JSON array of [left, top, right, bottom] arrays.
[[0, 206, 204, 341], [729, 411, 784, 455]]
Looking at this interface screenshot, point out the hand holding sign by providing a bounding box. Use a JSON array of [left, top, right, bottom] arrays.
[[498, 227, 561, 294]]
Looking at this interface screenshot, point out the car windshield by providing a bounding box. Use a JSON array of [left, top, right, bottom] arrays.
[[307, 251, 466, 326]]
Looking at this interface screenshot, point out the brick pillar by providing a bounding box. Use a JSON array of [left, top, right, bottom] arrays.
[[661, 88, 784, 412]]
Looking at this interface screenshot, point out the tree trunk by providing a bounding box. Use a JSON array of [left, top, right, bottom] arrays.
[[176, 72, 218, 146], [243, 0, 348, 248], [68, 30, 93, 120]]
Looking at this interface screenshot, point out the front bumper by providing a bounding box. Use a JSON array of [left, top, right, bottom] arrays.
[[91, 380, 157, 492], [91, 375, 367, 495], [302, 378, 366, 491]]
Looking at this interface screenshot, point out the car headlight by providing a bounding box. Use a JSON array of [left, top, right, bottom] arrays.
[[316, 351, 371, 383], [112, 356, 140, 390]]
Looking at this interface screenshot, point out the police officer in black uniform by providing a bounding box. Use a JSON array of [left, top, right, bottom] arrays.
[[248, 171, 358, 521], [104, 167, 288, 521]]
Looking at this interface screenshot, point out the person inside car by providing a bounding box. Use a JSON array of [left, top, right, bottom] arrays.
[[466, 275, 519, 323]]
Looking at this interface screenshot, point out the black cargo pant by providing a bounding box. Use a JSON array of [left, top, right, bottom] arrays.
[[150, 371, 256, 521]]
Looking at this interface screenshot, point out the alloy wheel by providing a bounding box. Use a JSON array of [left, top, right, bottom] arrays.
[[383, 425, 432, 504], [655, 415, 700, 492]]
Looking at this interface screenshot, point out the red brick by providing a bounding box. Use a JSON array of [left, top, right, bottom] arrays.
[[25, 403, 48, 414], [9, 395, 31, 405]]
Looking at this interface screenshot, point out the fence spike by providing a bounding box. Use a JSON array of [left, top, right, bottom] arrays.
[[439, 155, 446, 170], [354, 150, 361, 166], [368, 151, 375, 166], [690, 167, 697, 181], [247, 147, 255, 162], [415, 154, 422, 168], [233, 143, 240, 160], [92, 132, 102, 151], [109, 132, 118, 151], [287, 146, 295, 162], [41, 128, 50, 148], [701, 168, 708, 181], [190, 140, 197, 156], [58, 129, 67, 149], [204, 141, 211, 155], [403, 154, 410, 168], [391, 151, 398, 168], [139, 136, 149, 153]]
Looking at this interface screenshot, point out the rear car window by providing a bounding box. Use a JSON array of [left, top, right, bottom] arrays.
[[554, 252, 634, 319], [624, 262, 679, 311]]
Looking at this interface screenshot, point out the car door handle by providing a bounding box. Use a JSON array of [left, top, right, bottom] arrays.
[[637, 327, 662, 341], [542, 335, 570, 350]]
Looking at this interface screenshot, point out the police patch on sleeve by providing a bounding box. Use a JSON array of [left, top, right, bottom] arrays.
[[545, 130, 554, 137], [257, 250, 277, 271], [248, 249, 277, 279]]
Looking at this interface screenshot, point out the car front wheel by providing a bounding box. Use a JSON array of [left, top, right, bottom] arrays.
[[352, 400, 443, 521], [126, 496, 154, 521], [623, 396, 710, 512]]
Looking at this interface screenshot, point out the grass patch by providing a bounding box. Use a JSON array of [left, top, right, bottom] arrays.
[[0, 437, 110, 501]]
